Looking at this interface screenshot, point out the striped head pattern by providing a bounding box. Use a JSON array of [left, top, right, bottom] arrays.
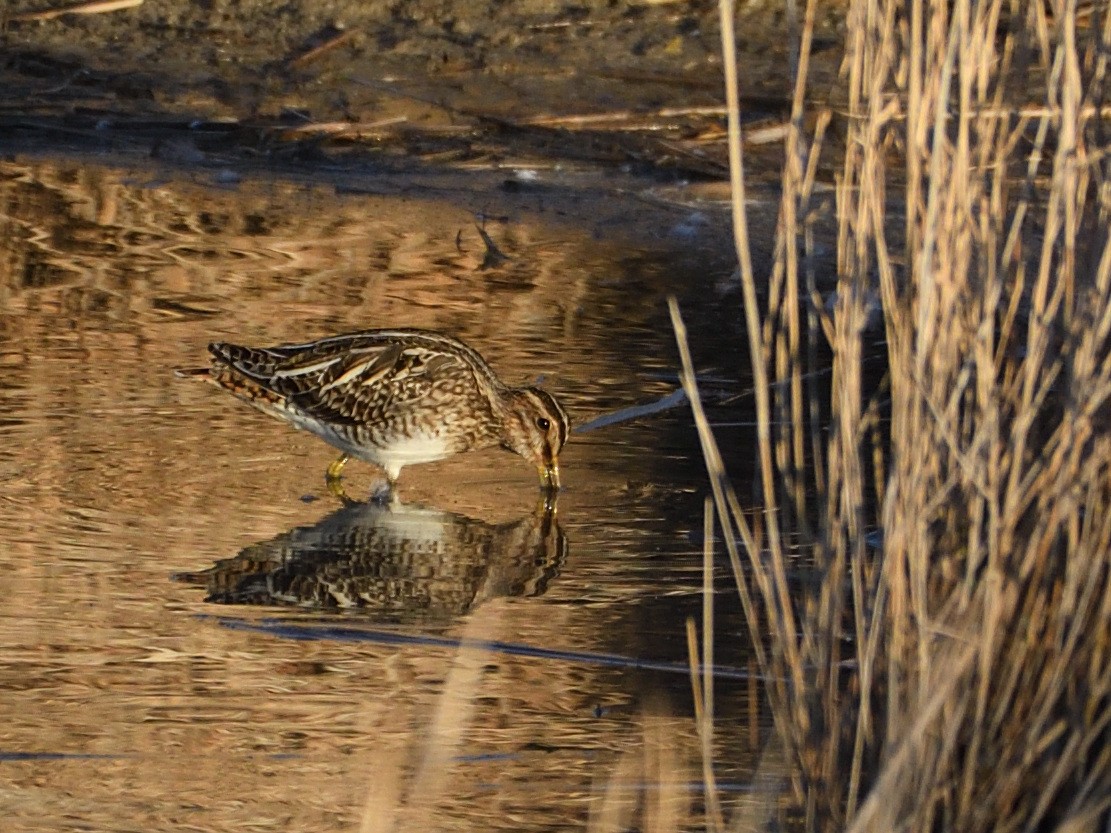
[[501, 387, 570, 490]]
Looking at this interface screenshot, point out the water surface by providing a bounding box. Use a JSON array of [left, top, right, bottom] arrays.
[[0, 156, 771, 832]]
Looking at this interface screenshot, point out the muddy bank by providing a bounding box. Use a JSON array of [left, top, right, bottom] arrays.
[[3, 0, 845, 182]]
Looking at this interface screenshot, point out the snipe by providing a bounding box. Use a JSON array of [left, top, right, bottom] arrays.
[[178, 328, 569, 496]]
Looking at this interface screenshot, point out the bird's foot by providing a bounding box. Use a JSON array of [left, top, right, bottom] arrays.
[[368, 477, 397, 506]]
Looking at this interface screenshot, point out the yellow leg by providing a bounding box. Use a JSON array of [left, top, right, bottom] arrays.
[[325, 455, 402, 504], [325, 454, 352, 502]]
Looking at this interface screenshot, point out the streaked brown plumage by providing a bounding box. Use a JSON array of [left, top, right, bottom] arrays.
[[174, 494, 566, 613], [178, 328, 569, 495]]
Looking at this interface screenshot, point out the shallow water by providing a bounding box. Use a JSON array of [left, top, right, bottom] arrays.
[[0, 156, 773, 831]]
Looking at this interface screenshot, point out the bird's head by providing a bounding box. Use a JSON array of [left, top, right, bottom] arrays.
[[501, 387, 570, 490]]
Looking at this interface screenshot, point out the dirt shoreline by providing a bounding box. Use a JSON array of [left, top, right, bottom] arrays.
[[3, 0, 845, 179]]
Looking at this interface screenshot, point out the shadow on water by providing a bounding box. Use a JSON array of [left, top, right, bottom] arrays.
[[175, 495, 566, 617], [0, 154, 775, 831]]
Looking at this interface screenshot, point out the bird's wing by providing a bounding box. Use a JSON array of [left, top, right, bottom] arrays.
[[284, 343, 469, 426]]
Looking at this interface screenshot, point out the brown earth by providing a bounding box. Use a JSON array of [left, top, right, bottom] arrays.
[[2, 0, 847, 183]]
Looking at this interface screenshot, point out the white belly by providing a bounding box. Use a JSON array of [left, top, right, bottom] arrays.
[[372, 434, 452, 466], [328, 427, 452, 480], [279, 407, 455, 481]]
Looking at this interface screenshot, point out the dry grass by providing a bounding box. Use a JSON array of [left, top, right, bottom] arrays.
[[676, 0, 1111, 830]]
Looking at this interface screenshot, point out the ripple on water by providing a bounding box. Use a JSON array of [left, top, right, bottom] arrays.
[[0, 157, 769, 833]]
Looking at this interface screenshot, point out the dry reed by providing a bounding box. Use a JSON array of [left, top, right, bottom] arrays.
[[677, 0, 1111, 830]]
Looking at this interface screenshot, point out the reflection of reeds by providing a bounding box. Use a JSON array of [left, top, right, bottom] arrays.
[[679, 0, 1111, 830], [356, 600, 700, 833]]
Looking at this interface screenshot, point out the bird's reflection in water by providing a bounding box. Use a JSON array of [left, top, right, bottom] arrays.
[[177, 496, 567, 620]]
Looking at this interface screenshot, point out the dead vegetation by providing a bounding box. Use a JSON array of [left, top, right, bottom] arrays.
[[676, 0, 1111, 830]]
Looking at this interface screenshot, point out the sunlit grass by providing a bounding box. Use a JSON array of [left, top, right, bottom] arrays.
[[677, 0, 1111, 831]]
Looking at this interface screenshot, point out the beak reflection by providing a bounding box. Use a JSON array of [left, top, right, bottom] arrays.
[[539, 460, 561, 492]]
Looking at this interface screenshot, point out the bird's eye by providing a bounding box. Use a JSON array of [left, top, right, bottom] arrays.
[[536, 417, 551, 431]]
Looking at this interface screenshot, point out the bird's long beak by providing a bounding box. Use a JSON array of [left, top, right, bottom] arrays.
[[539, 460, 561, 491]]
